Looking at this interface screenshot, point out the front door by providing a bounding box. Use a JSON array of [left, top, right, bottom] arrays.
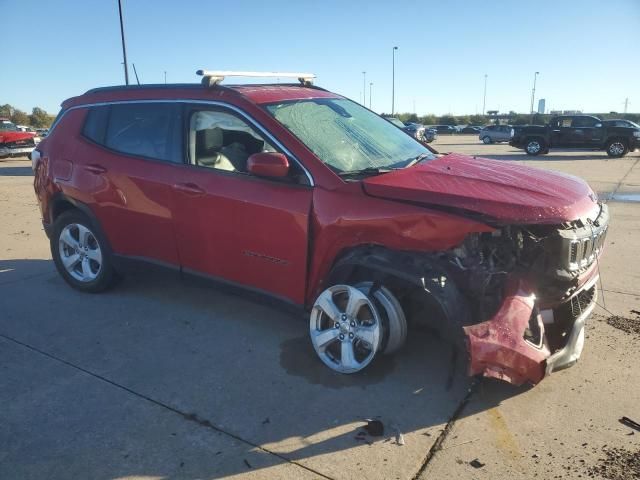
[[570, 116, 605, 147], [171, 105, 313, 304]]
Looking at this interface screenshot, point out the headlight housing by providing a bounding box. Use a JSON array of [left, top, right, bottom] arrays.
[[633, 131, 640, 138], [510, 128, 515, 138]]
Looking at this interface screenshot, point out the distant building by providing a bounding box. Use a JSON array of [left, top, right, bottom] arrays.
[[537, 99, 545, 114]]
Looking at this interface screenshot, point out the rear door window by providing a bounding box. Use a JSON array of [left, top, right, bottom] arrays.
[[104, 103, 182, 163]]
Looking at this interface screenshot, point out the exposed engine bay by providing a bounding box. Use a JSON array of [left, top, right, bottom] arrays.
[[446, 202, 609, 324], [443, 202, 609, 384]]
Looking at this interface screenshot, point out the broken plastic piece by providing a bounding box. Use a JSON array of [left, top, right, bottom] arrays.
[[364, 420, 384, 437]]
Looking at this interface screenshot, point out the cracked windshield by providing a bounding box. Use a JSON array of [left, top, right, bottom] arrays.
[[267, 98, 434, 174]]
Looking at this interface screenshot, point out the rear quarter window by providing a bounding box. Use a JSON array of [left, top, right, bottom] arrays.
[[82, 106, 110, 144], [105, 103, 182, 163], [82, 103, 182, 163]]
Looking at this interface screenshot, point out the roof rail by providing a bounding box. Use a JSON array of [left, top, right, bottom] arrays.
[[196, 70, 316, 87]]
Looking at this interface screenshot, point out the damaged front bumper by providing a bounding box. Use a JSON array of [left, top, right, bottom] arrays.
[[464, 275, 598, 386]]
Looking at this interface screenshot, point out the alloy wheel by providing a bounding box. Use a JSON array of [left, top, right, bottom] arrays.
[[58, 223, 103, 282], [310, 285, 382, 373], [526, 140, 541, 154], [609, 142, 625, 156]]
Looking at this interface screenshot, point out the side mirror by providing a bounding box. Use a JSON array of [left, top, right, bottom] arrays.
[[595, 123, 602, 128], [247, 152, 289, 178]]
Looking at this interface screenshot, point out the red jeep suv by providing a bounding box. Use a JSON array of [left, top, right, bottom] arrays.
[[32, 71, 608, 386]]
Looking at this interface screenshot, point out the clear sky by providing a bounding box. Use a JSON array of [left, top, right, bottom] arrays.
[[3, 0, 639, 116]]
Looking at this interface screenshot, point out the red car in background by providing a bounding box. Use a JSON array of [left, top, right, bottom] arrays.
[[0, 118, 39, 158], [31, 71, 608, 386]]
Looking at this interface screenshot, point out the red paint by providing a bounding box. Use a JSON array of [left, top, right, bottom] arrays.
[[35, 82, 607, 386], [464, 279, 549, 385], [364, 153, 598, 224], [0, 130, 36, 145], [247, 152, 289, 177]]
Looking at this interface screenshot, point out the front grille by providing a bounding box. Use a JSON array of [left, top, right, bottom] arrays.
[[553, 203, 609, 278], [567, 225, 608, 272]]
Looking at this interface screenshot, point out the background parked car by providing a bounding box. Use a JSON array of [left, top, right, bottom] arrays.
[[386, 118, 437, 144], [511, 115, 640, 157], [479, 124, 512, 144], [404, 122, 437, 143], [431, 125, 457, 135], [460, 126, 481, 134]]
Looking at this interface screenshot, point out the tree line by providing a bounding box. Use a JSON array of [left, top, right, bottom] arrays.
[[0, 104, 57, 128], [384, 112, 640, 126]]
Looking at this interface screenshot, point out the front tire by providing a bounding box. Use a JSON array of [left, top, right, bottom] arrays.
[[51, 210, 117, 293], [482, 136, 492, 144], [525, 138, 544, 156], [606, 139, 628, 158]]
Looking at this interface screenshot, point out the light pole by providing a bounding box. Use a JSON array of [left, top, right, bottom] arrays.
[[164, 71, 167, 84], [369, 82, 373, 109], [482, 74, 487, 115], [530, 71, 539, 123], [362, 71, 366, 106], [117, 0, 129, 85], [392, 46, 398, 115]]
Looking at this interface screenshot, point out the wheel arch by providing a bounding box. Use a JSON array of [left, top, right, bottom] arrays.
[[325, 245, 471, 340], [49, 194, 113, 253]]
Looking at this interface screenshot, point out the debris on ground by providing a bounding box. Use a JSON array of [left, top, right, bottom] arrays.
[[469, 458, 485, 469], [605, 315, 640, 336], [587, 446, 640, 479], [364, 419, 384, 437], [390, 424, 405, 446], [619, 416, 640, 432]]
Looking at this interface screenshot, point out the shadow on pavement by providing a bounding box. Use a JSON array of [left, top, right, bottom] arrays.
[[0, 258, 529, 480], [0, 166, 33, 176]]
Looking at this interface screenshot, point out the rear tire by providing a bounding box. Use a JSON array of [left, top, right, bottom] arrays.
[[51, 210, 117, 293], [606, 139, 628, 157], [525, 138, 544, 156]]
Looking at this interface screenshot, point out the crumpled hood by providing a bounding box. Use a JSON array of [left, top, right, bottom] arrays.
[[362, 153, 598, 224]]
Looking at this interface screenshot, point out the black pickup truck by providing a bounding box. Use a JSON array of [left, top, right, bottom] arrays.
[[510, 115, 640, 157]]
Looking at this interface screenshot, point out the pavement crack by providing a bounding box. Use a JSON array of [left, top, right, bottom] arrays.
[[608, 157, 639, 198], [0, 332, 336, 480], [411, 378, 479, 480]]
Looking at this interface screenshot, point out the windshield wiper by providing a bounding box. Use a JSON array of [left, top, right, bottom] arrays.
[[337, 167, 394, 178], [404, 153, 431, 168]]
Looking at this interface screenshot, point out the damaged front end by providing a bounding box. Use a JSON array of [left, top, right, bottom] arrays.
[[448, 203, 609, 385]]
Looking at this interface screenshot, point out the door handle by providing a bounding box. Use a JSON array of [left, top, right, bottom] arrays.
[[173, 182, 205, 196], [85, 164, 107, 174]]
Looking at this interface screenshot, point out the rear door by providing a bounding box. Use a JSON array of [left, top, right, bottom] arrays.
[[496, 125, 511, 141], [171, 104, 313, 304], [551, 116, 574, 147], [80, 102, 183, 265]]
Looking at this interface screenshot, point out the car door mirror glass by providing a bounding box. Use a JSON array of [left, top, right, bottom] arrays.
[[247, 152, 290, 178]]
